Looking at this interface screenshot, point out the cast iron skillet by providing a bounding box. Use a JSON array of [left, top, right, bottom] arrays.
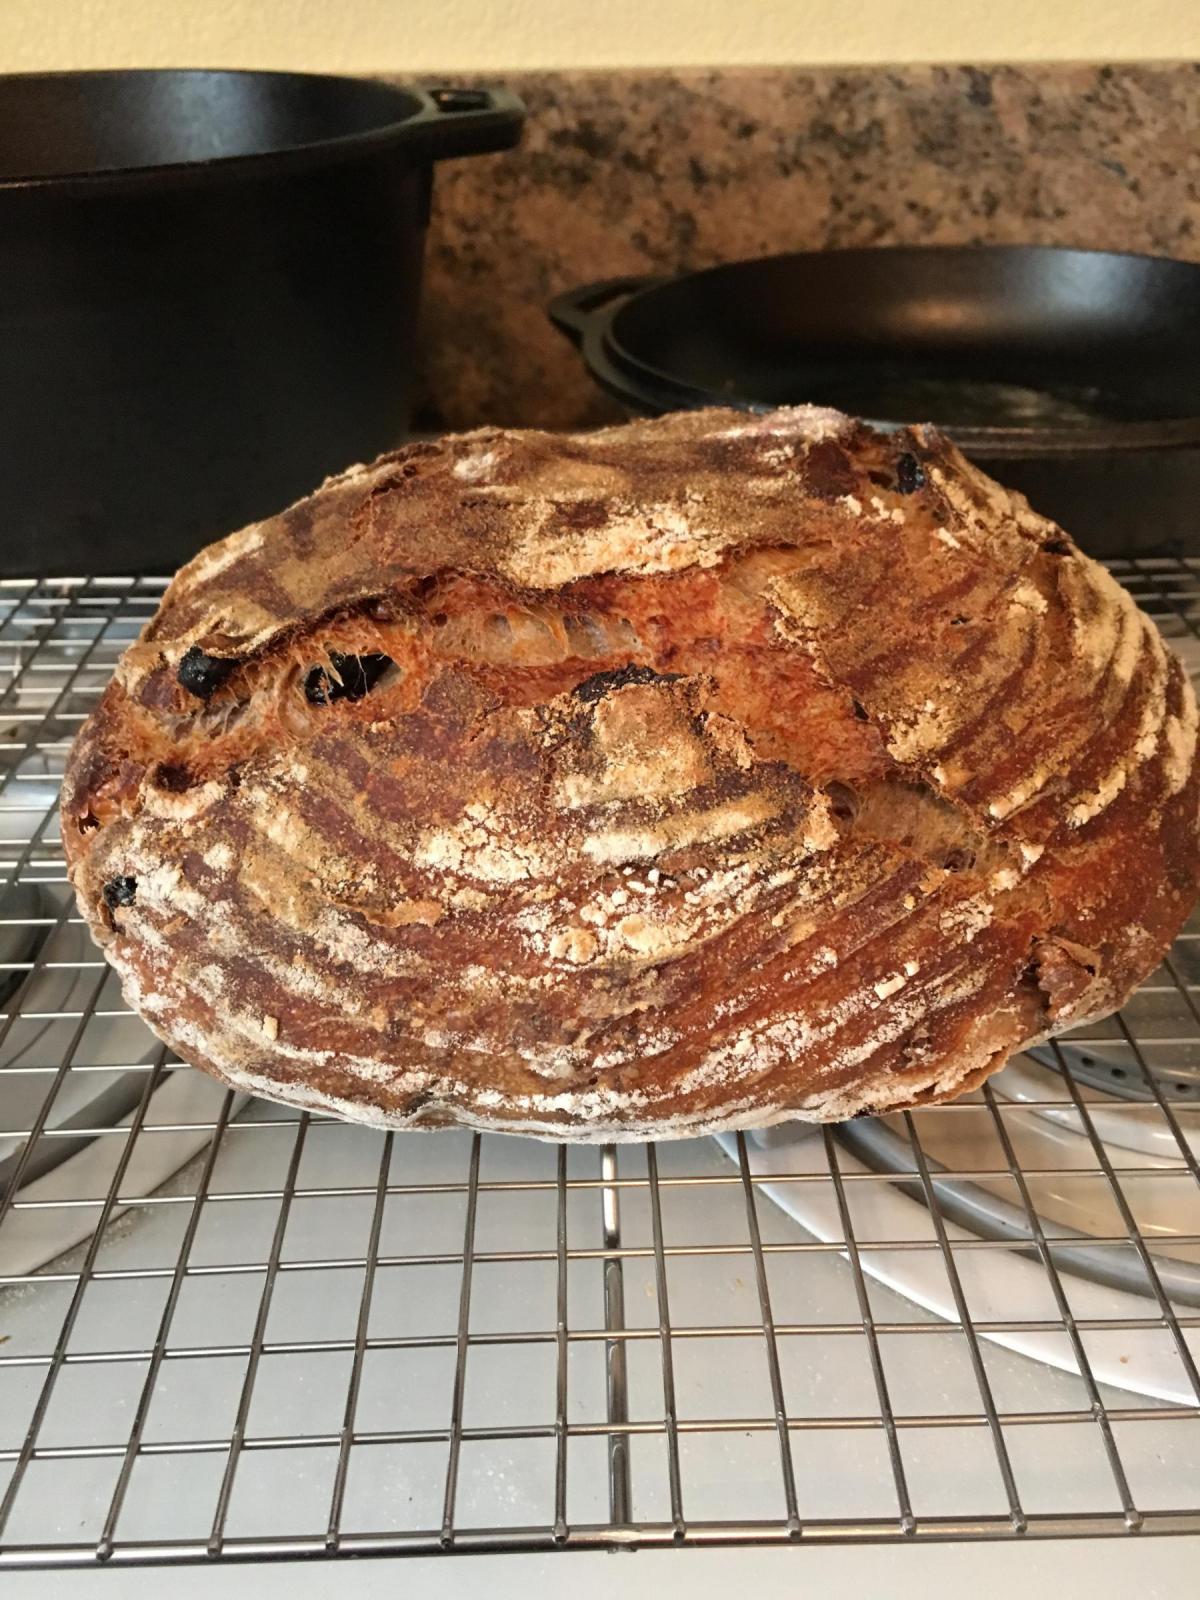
[[550, 247, 1200, 557], [0, 70, 523, 577]]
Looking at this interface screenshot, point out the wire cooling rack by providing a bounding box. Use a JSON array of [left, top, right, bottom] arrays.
[[1, 563, 1199, 1570]]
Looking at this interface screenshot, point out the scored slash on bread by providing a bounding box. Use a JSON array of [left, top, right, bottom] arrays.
[[60, 407, 1200, 1140]]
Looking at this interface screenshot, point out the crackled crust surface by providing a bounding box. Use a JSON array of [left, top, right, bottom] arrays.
[[61, 406, 1200, 1140]]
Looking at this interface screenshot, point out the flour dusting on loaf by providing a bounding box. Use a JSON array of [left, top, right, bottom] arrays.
[[61, 407, 1200, 1139]]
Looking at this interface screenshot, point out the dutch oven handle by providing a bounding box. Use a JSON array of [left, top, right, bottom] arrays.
[[548, 275, 719, 417], [547, 276, 664, 344], [412, 85, 525, 159]]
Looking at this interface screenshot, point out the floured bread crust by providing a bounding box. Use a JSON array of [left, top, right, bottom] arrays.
[[61, 407, 1200, 1140]]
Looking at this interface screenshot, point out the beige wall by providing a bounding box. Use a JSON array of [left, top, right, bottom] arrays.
[[1, 0, 1198, 72]]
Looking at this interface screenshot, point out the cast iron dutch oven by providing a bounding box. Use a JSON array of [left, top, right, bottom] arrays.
[[550, 247, 1200, 557], [0, 70, 523, 576]]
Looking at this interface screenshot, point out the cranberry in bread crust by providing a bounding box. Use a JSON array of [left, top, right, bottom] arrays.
[[61, 407, 1200, 1140]]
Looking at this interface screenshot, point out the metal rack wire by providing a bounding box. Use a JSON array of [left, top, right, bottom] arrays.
[[1, 563, 1199, 1569]]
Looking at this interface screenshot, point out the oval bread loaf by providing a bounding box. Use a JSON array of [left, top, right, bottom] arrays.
[[61, 407, 1200, 1140]]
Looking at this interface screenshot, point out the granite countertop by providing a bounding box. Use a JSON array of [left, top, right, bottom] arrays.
[[412, 62, 1200, 431]]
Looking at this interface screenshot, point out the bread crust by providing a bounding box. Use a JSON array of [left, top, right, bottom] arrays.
[[61, 407, 1200, 1140]]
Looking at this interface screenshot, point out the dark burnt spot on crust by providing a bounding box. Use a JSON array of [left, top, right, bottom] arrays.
[[102, 875, 137, 911], [152, 763, 193, 793], [572, 663, 682, 704], [1041, 537, 1073, 556], [177, 646, 240, 700], [895, 451, 927, 494]]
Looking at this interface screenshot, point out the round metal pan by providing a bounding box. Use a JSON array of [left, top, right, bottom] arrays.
[[550, 246, 1200, 558]]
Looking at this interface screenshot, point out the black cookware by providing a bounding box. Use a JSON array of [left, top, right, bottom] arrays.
[[0, 70, 523, 576], [550, 246, 1200, 557]]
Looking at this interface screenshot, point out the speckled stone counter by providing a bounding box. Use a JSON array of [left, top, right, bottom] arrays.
[[411, 62, 1200, 430]]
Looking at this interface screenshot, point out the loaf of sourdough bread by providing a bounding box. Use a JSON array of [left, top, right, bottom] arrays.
[[61, 407, 1200, 1139]]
